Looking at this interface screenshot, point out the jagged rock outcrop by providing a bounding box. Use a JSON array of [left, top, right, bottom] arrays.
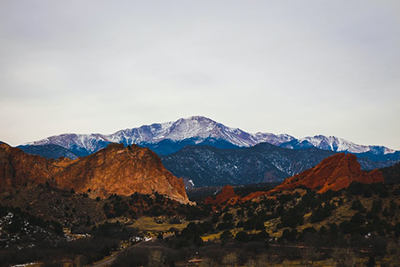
[[0, 143, 190, 204], [269, 153, 384, 194], [204, 185, 240, 206]]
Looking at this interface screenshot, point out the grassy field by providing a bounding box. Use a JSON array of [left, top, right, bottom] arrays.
[[129, 216, 189, 234]]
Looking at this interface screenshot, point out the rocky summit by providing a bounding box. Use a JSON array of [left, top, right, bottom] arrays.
[[269, 153, 384, 194], [0, 142, 190, 204]]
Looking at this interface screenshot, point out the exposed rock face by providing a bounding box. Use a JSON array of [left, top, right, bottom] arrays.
[[269, 153, 384, 194], [242, 191, 271, 202], [204, 185, 240, 206], [0, 143, 190, 204], [0, 143, 52, 189]]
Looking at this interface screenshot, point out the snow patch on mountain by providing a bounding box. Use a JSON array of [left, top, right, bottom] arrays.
[[298, 135, 395, 154], [24, 116, 396, 156]]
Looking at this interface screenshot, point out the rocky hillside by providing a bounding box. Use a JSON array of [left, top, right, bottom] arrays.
[[0, 143, 190, 204], [269, 153, 384, 194], [380, 162, 400, 185]]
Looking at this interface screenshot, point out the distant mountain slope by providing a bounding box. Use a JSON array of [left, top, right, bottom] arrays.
[[161, 143, 397, 187], [161, 144, 333, 187], [19, 116, 398, 162], [137, 137, 240, 155], [18, 136, 240, 158], [21, 116, 293, 157], [18, 144, 79, 159], [280, 135, 396, 159], [21, 133, 112, 157]]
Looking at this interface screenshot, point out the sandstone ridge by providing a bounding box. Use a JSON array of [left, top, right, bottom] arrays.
[[269, 153, 384, 194], [234, 153, 384, 202], [0, 142, 190, 204]]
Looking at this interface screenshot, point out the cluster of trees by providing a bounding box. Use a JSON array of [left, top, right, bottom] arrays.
[[2, 180, 400, 266], [102, 193, 211, 220], [346, 182, 397, 199], [90, 221, 139, 239], [0, 229, 120, 267], [111, 232, 400, 267], [0, 207, 140, 267], [156, 182, 400, 265], [0, 205, 64, 240]]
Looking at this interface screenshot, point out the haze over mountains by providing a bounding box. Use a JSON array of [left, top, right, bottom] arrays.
[[18, 116, 398, 160]]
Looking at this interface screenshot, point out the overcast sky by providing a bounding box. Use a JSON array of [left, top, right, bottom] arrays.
[[1, 0, 399, 149]]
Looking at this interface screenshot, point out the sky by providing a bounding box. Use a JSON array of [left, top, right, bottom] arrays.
[[0, 0, 399, 149]]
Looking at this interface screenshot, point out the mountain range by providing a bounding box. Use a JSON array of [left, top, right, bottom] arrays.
[[160, 143, 396, 187], [11, 116, 399, 187], [206, 153, 386, 205], [18, 116, 398, 161]]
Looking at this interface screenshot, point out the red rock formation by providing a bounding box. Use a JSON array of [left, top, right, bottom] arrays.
[[0, 143, 191, 204], [242, 191, 270, 202], [269, 153, 384, 194], [205, 185, 240, 206], [0, 143, 52, 189]]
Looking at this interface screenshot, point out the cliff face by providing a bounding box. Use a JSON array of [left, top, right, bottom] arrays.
[[0, 143, 52, 189], [269, 153, 384, 194], [0, 143, 190, 204]]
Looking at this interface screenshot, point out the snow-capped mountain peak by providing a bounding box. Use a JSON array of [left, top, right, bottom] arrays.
[[23, 116, 396, 157], [296, 135, 395, 154]]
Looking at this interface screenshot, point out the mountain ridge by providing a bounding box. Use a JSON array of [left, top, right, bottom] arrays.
[[160, 143, 396, 187], [18, 116, 398, 161]]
